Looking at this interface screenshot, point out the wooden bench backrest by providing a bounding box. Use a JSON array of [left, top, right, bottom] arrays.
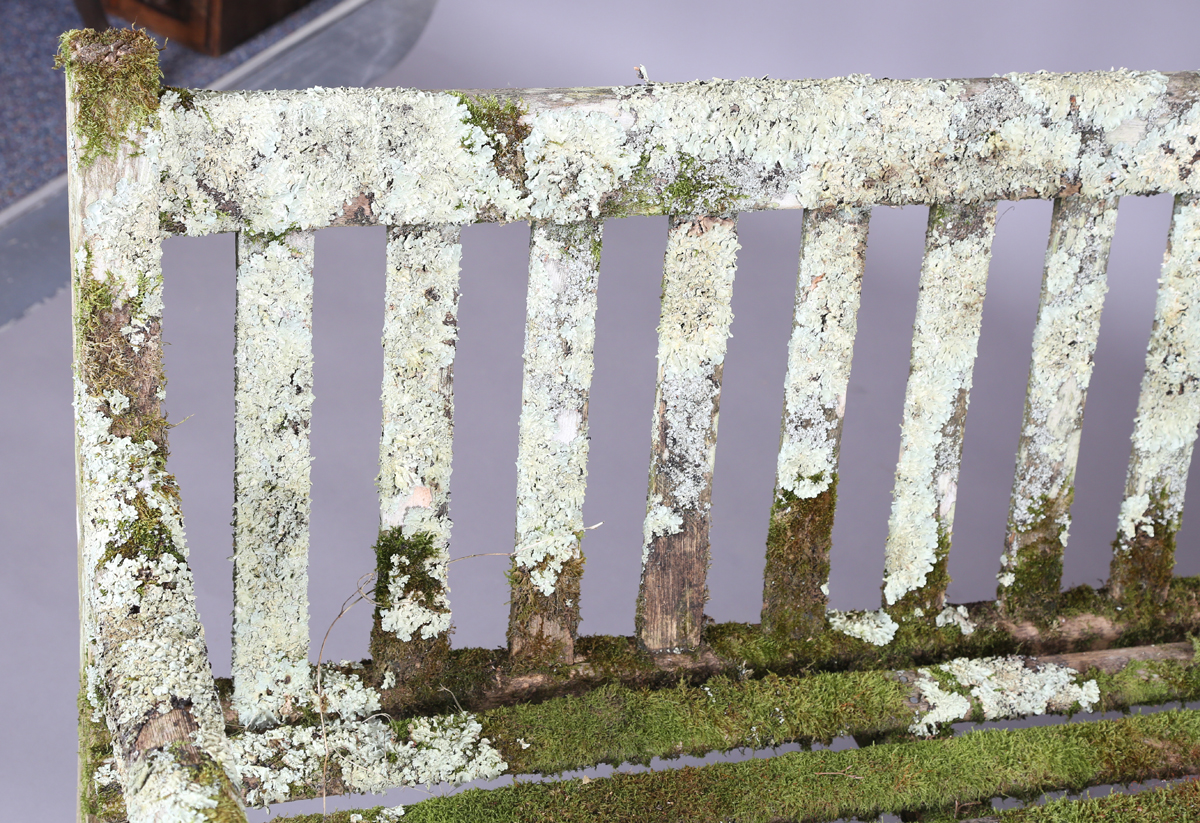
[[64, 27, 1200, 823]]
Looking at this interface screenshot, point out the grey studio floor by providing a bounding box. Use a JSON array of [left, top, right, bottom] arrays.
[[4, 1, 1200, 820]]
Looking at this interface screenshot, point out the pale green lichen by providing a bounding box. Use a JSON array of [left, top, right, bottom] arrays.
[[883, 203, 996, 610], [376, 226, 460, 644], [232, 712, 505, 807], [145, 72, 1200, 238], [512, 221, 602, 596], [911, 655, 1100, 736], [231, 231, 315, 730], [827, 608, 899, 646], [640, 216, 739, 559], [774, 206, 870, 499], [523, 108, 638, 220], [1112, 197, 1200, 588]]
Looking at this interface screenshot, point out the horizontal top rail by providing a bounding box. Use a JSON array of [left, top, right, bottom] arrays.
[[149, 72, 1200, 236]]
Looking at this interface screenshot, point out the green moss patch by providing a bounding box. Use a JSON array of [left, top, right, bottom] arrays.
[[369, 529, 452, 710], [56, 28, 162, 168], [1002, 491, 1072, 623], [454, 93, 531, 192], [762, 474, 837, 640], [372, 529, 443, 615], [79, 684, 127, 823], [480, 669, 909, 775], [1110, 487, 1178, 607], [998, 777, 1200, 822], [274, 710, 1200, 823], [507, 552, 584, 669], [659, 152, 740, 216]]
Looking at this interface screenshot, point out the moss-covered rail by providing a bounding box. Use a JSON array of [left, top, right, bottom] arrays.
[[65, 24, 1200, 823]]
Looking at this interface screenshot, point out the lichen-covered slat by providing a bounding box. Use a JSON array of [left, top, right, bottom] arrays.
[[372, 225, 459, 682], [636, 215, 740, 653], [232, 230, 315, 730], [999, 196, 1118, 617], [1110, 195, 1200, 604], [508, 221, 603, 664], [883, 203, 997, 616], [762, 206, 870, 639], [151, 72, 1200, 233], [63, 29, 246, 823]]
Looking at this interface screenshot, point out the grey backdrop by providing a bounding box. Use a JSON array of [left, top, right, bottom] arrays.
[[3, 1, 1199, 818]]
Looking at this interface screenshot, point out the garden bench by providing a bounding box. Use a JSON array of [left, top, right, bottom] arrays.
[[64, 27, 1200, 823]]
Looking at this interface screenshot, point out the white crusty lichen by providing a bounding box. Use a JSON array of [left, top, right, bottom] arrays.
[[76, 380, 241, 818], [123, 751, 224, 822], [232, 712, 506, 807], [376, 226, 461, 638], [640, 216, 739, 561], [523, 109, 638, 220], [883, 204, 996, 607], [232, 230, 315, 730], [775, 206, 870, 499], [827, 609, 899, 646], [512, 222, 602, 595], [381, 552, 452, 641], [642, 497, 684, 565], [148, 72, 1200, 240], [316, 665, 383, 719], [908, 671, 972, 737], [935, 604, 975, 636], [1000, 196, 1116, 593], [69, 66, 244, 815], [910, 655, 1100, 737], [152, 87, 521, 233], [1113, 196, 1200, 560]]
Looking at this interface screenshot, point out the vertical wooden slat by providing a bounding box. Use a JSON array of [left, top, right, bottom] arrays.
[[508, 220, 603, 664], [372, 225, 461, 681], [999, 196, 1118, 617], [883, 202, 997, 616], [636, 214, 740, 653], [762, 205, 870, 639], [1110, 194, 1200, 604], [231, 229, 315, 730]]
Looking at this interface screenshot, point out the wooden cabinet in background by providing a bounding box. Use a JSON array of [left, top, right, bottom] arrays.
[[101, 0, 318, 56]]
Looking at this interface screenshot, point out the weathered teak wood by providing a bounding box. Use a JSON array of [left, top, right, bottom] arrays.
[[636, 214, 739, 653], [64, 24, 1200, 823]]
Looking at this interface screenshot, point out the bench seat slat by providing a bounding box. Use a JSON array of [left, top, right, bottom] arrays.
[[637, 214, 740, 652], [763, 205, 871, 638], [999, 196, 1118, 615], [231, 230, 316, 729], [1111, 194, 1200, 603], [883, 203, 997, 615], [509, 220, 603, 663]]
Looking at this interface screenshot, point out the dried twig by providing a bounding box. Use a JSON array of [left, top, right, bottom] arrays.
[[315, 571, 375, 818]]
